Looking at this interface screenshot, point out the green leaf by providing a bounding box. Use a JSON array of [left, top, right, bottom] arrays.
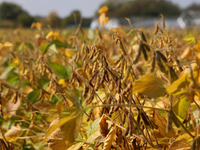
[[27, 90, 40, 104], [86, 118, 101, 143], [24, 41, 34, 50], [6, 71, 19, 86], [0, 66, 14, 79], [14, 42, 23, 52], [50, 40, 66, 48], [49, 62, 68, 79], [48, 44, 57, 53], [38, 78, 49, 89], [41, 43, 49, 55], [173, 95, 190, 122], [41, 107, 82, 149], [132, 75, 167, 98], [166, 71, 197, 95], [88, 29, 95, 40], [183, 33, 195, 45]]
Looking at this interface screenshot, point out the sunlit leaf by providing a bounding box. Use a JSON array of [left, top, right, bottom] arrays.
[[31, 22, 42, 30], [6, 99, 20, 118], [153, 110, 175, 138], [4, 126, 21, 142], [50, 40, 66, 48], [24, 41, 34, 50], [166, 71, 197, 95], [42, 107, 82, 149], [132, 75, 167, 98], [183, 33, 195, 45], [98, 6, 109, 14], [41, 43, 49, 54], [102, 125, 116, 150], [181, 46, 192, 59], [27, 90, 41, 104], [173, 95, 190, 122], [169, 139, 191, 150], [49, 62, 68, 79], [65, 49, 72, 58], [86, 118, 101, 143]]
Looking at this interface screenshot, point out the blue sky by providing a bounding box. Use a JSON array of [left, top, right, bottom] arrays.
[[0, 0, 200, 18]]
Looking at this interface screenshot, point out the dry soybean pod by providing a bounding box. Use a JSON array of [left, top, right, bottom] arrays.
[[92, 51, 100, 62], [117, 38, 126, 55], [114, 54, 123, 65], [141, 32, 150, 52], [169, 66, 178, 82], [156, 51, 167, 73], [122, 65, 130, 84], [133, 42, 142, 64], [151, 51, 156, 73], [157, 51, 168, 63], [141, 43, 148, 61]]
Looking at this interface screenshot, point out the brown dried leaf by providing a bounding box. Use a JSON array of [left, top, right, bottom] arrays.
[[47, 118, 68, 150], [103, 125, 116, 150], [6, 99, 20, 118], [4, 125, 21, 142], [99, 115, 109, 138], [169, 139, 191, 150], [153, 110, 175, 138], [33, 100, 57, 112], [57, 101, 66, 115]]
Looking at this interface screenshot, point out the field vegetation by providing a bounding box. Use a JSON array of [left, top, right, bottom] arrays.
[[0, 5, 200, 150]]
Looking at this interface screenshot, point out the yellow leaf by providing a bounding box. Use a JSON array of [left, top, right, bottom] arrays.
[[0, 43, 3, 50], [103, 125, 116, 150], [58, 79, 66, 88], [181, 46, 192, 59], [41, 107, 82, 149], [183, 33, 195, 45], [76, 68, 89, 80], [46, 31, 53, 39], [169, 139, 191, 150], [54, 32, 65, 43], [166, 71, 197, 95], [12, 58, 19, 64], [3, 42, 13, 47], [98, 6, 109, 14], [132, 75, 167, 98], [46, 31, 65, 43], [33, 100, 58, 122], [111, 28, 126, 38], [57, 101, 66, 115], [31, 22, 42, 30], [4, 126, 21, 142], [153, 110, 175, 138], [193, 44, 200, 53], [176, 132, 195, 143], [47, 118, 68, 150], [65, 49, 72, 58], [173, 95, 190, 122], [33, 100, 57, 112]]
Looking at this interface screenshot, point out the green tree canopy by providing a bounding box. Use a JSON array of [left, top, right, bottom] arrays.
[[97, 0, 181, 18], [0, 2, 28, 20]]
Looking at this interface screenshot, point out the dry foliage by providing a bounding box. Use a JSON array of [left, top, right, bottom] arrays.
[[0, 7, 200, 150]]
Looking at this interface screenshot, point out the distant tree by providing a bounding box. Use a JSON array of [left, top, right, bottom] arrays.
[[18, 13, 34, 27], [184, 3, 200, 11], [47, 11, 61, 28], [62, 10, 81, 27], [96, 0, 181, 18], [0, 2, 27, 20]]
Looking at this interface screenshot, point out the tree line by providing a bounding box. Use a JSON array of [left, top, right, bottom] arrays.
[[0, 0, 199, 28]]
